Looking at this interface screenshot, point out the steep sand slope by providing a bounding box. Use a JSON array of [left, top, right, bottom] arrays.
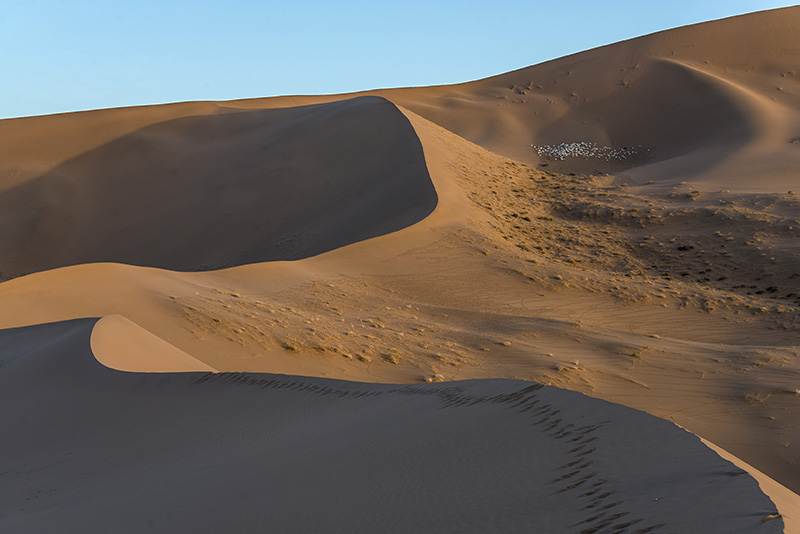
[[0, 319, 783, 533], [0, 96, 435, 277]]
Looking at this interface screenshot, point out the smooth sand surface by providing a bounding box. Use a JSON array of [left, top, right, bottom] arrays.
[[0, 319, 784, 533], [90, 315, 216, 373], [381, 6, 800, 192], [703, 438, 800, 533], [1, 6, 799, 533], [0, 96, 436, 275]]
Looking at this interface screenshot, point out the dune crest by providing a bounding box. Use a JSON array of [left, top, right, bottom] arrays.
[[0, 96, 436, 278], [0, 319, 784, 533], [374, 6, 800, 190]]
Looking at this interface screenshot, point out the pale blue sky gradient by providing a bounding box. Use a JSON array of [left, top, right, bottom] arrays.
[[1, 1, 796, 118]]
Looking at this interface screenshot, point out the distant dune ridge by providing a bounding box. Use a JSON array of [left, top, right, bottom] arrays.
[[1, 7, 799, 533], [378, 6, 800, 189]]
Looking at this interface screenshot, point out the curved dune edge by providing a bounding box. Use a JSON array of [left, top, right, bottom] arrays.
[[83, 313, 799, 529], [0, 318, 784, 533], [0, 103, 489, 364], [622, 57, 800, 188], [0, 96, 437, 276], [90, 315, 217, 373], [703, 437, 800, 534]]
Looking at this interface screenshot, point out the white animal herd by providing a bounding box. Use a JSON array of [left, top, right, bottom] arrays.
[[532, 142, 646, 161]]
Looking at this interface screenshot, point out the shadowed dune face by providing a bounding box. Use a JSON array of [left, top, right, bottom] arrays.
[[0, 319, 783, 534], [0, 96, 436, 277]]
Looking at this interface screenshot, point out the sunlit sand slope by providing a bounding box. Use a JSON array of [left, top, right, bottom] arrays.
[[369, 7, 800, 190]]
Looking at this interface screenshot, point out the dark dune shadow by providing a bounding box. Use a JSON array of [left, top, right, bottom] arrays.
[[0, 96, 437, 277], [0, 319, 782, 534]]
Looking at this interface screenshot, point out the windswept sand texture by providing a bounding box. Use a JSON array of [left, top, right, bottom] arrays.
[[2, 7, 800, 533]]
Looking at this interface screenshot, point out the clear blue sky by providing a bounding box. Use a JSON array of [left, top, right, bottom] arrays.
[[1, 1, 796, 119]]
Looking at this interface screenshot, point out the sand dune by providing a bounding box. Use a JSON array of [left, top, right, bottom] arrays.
[[212, 8, 800, 191], [375, 7, 800, 191], [0, 96, 435, 277], [2, 6, 799, 532], [0, 318, 784, 533]]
